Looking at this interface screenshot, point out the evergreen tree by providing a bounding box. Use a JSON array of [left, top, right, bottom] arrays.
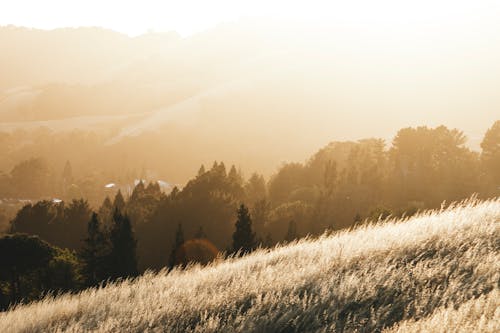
[[228, 165, 243, 184], [169, 223, 185, 269], [113, 190, 125, 212], [131, 181, 145, 201], [481, 120, 500, 186], [80, 213, 108, 287], [228, 165, 244, 196], [98, 196, 113, 226], [284, 220, 297, 243], [198, 164, 206, 177], [108, 209, 138, 280], [245, 173, 267, 205], [232, 204, 256, 255], [170, 186, 180, 199], [145, 182, 162, 197]]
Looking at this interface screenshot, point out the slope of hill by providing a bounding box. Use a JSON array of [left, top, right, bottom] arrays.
[[0, 198, 498, 332]]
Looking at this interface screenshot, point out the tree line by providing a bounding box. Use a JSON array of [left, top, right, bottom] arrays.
[[1, 121, 499, 310]]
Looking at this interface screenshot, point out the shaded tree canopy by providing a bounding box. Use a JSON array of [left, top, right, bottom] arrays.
[[80, 212, 108, 287], [174, 239, 219, 267], [232, 204, 257, 255], [0, 234, 55, 302], [481, 120, 500, 186], [108, 209, 138, 280]]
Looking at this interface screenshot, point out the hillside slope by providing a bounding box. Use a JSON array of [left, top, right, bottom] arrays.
[[0, 198, 498, 332]]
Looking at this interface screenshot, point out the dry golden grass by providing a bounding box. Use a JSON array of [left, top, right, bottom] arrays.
[[384, 288, 499, 333], [0, 197, 498, 332]]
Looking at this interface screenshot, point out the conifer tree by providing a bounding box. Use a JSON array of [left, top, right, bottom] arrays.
[[108, 209, 138, 280], [228, 165, 244, 186], [80, 212, 108, 287], [232, 204, 256, 255], [198, 164, 206, 177], [113, 190, 125, 212], [170, 186, 180, 199], [98, 196, 113, 226], [131, 181, 145, 201]]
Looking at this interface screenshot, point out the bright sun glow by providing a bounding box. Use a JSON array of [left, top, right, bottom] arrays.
[[1, 0, 498, 36]]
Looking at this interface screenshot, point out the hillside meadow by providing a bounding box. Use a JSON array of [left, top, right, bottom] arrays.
[[0, 197, 498, 332]]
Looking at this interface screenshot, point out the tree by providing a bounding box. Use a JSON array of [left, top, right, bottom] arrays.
[[10, 157, 50, 199], [113, 190, 126, 212], [268, 163, 305, 205], [61, 199, 92, 249], [42, 248, 82, 293], [245, 173, 267, 205], [390, 126, 478, 206], [174, 239, 219, 267], [481, 120, 500, 187], [98, 196, 113, 226], [232, 204, 257, 255], [251, 199, 270, 237], [108, 209, 138, 280], [197, 164, 206, 177], [284, 220, 297, 243], [0, 234, 54, 303], [0, 234, 82, 310], [228, 165, 243, 185], [130, 181, 145, 202], [169, 223, 185, 269], [80, 213, 108, 287], [9, 199, 91, 251]]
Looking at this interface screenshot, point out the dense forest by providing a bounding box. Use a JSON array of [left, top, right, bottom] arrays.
[[0, 121, 499, 310]]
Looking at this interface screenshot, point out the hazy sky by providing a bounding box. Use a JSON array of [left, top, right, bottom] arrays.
[[2, 0, 499, 36]]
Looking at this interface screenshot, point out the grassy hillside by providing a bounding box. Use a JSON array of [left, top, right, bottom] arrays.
[[0, 198, 498, 332]]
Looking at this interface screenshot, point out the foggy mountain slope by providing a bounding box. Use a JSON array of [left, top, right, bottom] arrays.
[[0, 26, 181, 90], [1, 23, 498, 142], [0, 22, 498, 179], [0, 198, 498, 332], [0, 113, 148, 133]]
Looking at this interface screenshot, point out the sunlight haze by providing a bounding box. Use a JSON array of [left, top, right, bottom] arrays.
[[0, 1, 499, 330], [1, 0, 499, 36]]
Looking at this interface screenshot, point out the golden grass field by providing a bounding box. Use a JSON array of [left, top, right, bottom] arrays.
[[0, 198, 498, 332]]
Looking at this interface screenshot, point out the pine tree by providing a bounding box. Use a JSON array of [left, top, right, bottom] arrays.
[[113, 190, 125, 212], [131, 181, 145, 201], [228, 165, 244, 187], [197, 164, 206, 177], [218, 162, 227, 177], [170, 186, 180, 199], [108, 209, 138, 280], [80, 212, 108, 287], [169, 223, 185, 269], [232, 204, 256, 255], [98, 196, 113, 226]]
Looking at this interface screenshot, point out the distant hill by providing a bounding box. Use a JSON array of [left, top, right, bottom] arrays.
[[1, 22, 498, 177], [0, 198, 498, 332]]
